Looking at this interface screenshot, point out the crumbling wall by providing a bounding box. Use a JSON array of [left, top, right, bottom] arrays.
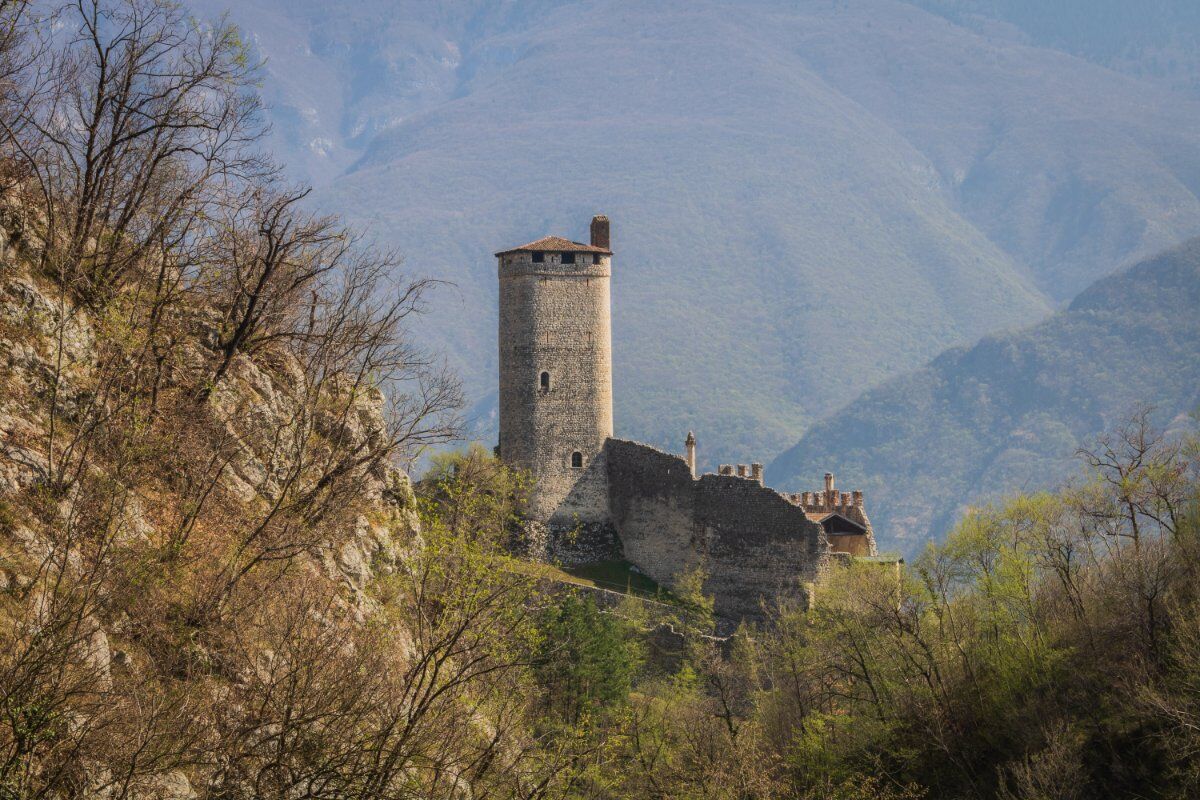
[[606, 439, 827, 622]]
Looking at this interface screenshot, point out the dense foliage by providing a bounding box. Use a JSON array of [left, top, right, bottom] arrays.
[[392, 415, 1200, 799], [486, 411, 1199, 799]]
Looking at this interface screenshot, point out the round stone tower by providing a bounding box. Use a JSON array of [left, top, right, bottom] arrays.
[[495, 216, 614, 531]]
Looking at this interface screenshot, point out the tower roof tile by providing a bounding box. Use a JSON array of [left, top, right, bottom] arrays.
[[495, 235, 612, 257]]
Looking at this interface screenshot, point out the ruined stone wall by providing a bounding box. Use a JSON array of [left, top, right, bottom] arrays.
[[497, 250, 613, 530], [605, 439, 828, 623]]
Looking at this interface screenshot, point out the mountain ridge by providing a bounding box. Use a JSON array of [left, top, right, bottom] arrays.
[[188, 0, 1200, 466], [768, 235, 1200, 552]]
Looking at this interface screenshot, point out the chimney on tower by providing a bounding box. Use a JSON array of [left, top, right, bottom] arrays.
[[590, 215, 610, 249], [685, 431, 697, 478]]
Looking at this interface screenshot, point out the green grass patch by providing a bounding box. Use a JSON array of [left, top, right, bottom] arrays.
[[562, 560, 667, 599], [512, 559, 673, 603]]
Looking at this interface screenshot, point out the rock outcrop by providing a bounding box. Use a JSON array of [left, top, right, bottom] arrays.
[[0, 196, 421, 796]]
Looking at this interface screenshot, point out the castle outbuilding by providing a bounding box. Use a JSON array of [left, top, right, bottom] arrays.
[[495, 215, 878, 622]]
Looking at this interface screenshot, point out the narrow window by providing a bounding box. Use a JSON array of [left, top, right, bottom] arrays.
[[561, 251, 575, 264], [539, 371, 550, 392], [532, 251, 544, 263], [571, 451, 583, 469]]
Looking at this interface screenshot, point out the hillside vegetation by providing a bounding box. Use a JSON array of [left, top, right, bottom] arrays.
[[3, 5, 1200, 799], [769, 238, 1200, 552], [185, 0, 1200, 466]]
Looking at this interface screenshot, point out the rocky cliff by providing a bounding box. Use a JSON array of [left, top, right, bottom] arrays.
[[0, 196, 422, 798]]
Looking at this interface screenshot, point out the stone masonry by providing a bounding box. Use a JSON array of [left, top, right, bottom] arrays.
[[496, 225, 615, 555], [606, 439, 827, 621]]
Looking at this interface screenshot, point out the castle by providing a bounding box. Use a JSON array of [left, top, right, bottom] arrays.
[[496, 215, 879, 622]]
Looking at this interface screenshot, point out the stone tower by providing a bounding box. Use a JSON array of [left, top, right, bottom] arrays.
[[496, 216, 614, 533]]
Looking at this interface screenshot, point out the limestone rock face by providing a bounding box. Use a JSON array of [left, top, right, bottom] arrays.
[[133, 771, 197, 800], [0, 258, 419, 593], [0, 204, 422, 792], [0, 271, 95, 495]]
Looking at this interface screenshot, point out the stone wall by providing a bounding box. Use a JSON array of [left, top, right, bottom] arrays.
[[497, 250, 613, 529], [605, 439, 828, 623]]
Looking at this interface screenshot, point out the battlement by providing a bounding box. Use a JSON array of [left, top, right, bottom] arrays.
[[716, 462, 765, 485], [782, 472, 876, 556], [787, 473, 865, 514]]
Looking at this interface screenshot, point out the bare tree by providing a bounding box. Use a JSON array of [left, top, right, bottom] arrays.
[[2, 0, 269, 301], [1076, 406, 1191, 545]]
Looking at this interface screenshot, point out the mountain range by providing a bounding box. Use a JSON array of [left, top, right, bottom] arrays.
[[186, 0, 1200, 540], [770, 237, 1200, 552]]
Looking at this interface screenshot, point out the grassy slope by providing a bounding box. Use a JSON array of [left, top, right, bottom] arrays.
[[768, 237, 1200, 554], [512, 559, 670, 602]]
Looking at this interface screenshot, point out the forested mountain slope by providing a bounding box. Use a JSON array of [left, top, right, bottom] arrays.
[[769, 238, 1200, 553], [189, 0, 1200, 466]]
